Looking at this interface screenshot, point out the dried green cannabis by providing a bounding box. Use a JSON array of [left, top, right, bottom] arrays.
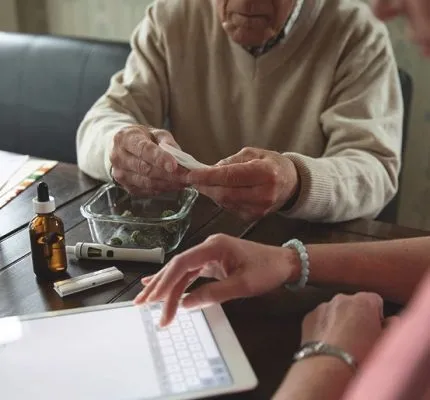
[[160, 210, 175, 218], [109, 237, 123, 246], [161, 209, 180, 233], [130, 230, 146, 246], [121, 210, 133, 217], [106, 208, 183, 249]]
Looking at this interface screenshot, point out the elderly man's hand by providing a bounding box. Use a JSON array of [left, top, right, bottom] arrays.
[[186, 147, 300, 221], [109, 125, 188, 196], [372, 0, 430, 56], [302, 292, 384, 365], [133, 234, 300, 326]]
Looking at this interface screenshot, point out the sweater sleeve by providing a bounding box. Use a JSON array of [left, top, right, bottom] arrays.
[[76, 4, 169, 181], [283, 24, 403, 222]]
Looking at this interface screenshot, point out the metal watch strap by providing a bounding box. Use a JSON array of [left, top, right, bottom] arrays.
[[293, 341, 357, 371]]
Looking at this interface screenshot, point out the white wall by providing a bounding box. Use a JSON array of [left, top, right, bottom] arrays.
[[384, 18, 430, 229], [0, 0, 18, 32], [45, 0, 153, 41]]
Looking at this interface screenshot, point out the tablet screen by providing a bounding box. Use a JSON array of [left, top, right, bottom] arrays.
[[0, 303, 232, 399]]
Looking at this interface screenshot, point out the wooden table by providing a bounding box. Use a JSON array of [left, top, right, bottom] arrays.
[[1, 163, 429, 399]]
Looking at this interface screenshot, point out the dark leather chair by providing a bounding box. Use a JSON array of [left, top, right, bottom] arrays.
[[376, 68, 413, 224], [0, 32, 130, 163]]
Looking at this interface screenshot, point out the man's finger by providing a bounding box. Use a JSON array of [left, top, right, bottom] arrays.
[[113, 153, 173, 180], [114, 167, 186, 192], [187, 161, 271, 187], [121, 130, 178, 173], [127, 172, 186, 191], [115, 150, 155, 178], [112, 146, 197, 185], [216, 152, 255, 166], [216, 147, 266, 166], [196, 184, 275, 208], [152, 129, 182, 150]]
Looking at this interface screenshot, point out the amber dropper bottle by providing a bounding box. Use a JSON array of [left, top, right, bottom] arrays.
[[29, 181, 67, 280]]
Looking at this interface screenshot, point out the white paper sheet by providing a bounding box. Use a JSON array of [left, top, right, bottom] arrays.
[[0, 158, 57, 199], [0, 151, 29, 191], [159, 143, 210, 170]]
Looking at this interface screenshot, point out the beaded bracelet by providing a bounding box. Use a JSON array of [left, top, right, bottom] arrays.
[[282, 238, 310, 290]]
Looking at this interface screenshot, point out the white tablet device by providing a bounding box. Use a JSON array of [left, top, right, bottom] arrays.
[[0, 301, 257, 400]]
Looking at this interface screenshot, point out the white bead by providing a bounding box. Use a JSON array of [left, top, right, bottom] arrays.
[[300, 253, 309, 261], [283, 238, 310, 291]]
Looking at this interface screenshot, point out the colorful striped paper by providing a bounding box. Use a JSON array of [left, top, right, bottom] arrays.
[[0, 160, 58, 209]]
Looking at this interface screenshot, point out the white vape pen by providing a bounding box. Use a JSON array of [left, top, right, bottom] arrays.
[[66, 242, 165, 264], [53, 267, 124, 297]]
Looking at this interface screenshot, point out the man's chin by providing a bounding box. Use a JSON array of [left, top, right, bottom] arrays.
[[226, 28, 269, 47]]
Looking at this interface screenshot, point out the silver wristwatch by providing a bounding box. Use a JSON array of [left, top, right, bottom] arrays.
[[293, 341, 357, 371]]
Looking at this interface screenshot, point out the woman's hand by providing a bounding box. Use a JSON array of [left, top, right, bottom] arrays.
[[134, 234, 301, 326], [302, 292, 384, 364]]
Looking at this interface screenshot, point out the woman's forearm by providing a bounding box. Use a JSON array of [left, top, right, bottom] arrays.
[[273, 356, 353, 400], [305, 237, 430, 304]]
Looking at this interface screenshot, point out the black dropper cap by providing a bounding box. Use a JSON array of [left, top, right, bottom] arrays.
[[37, 182, 50, 202], [33, 181, 55, 214]]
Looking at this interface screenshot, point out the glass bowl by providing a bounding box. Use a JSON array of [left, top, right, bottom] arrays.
[[80, 183, 199, 253]]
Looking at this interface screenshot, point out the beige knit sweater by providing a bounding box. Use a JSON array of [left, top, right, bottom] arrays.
[[77, 0, 403, 222]]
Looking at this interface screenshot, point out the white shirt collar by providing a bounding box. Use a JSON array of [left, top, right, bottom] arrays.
[[283, 0, 305, 40]]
